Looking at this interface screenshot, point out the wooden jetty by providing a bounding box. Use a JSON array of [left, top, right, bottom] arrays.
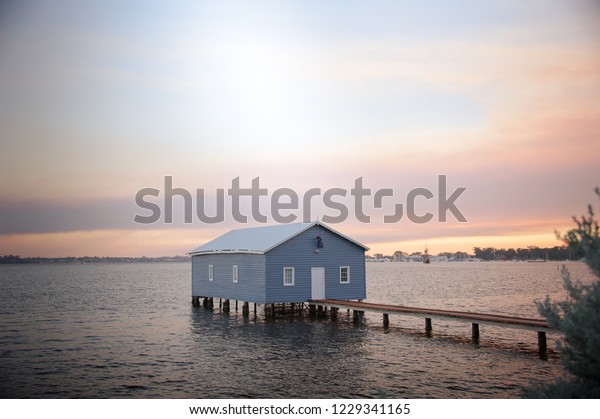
[[192, 296, 555, 356], [310, 299, 553, 355]]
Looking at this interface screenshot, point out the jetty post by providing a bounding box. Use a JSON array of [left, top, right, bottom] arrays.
[[538, 331, 547, 356], [425, 318, 432, 333], [472, 323, 480, 341]]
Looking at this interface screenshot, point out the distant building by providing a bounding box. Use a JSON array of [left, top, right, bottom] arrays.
[[188, 222, 369, 304], [392, 251, 407, 262]]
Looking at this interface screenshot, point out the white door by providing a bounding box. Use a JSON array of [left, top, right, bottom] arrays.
[[311, 267, 325, 300]]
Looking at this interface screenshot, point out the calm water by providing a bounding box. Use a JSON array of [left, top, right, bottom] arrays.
[[0, 261, 595, 399]]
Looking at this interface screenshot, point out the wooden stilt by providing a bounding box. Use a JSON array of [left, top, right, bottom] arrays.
[[254, 303, 257, 315], [538, 331, 547, 356], [271, 303, 275, 317], [383, 313, 389, 328], [242, 301, 249, 316], [223, 299, 230, 313], [425, 318, 432, 332], [235, 300, 238, 311], [309, 304, 316, 315], [472, 323, 480, 340], [331, 307, 338, 319], [353, 310, 359, 323]]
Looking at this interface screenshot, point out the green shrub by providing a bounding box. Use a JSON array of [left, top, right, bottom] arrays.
[[525, 188, 600, 398]]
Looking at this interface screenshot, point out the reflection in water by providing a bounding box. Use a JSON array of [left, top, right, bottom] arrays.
[[0, 262, 594, 398], [188, 307, 370, 398]]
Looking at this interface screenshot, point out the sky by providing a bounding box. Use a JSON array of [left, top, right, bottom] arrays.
[[1, 0, 599, 257]]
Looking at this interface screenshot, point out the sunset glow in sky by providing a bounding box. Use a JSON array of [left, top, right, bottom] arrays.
[[1, 0, 599, 257]]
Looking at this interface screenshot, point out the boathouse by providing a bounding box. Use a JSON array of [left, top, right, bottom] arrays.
[[189, 221, 369, 305]]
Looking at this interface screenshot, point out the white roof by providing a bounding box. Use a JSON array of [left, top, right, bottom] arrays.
[[188, 221, 369, 255]]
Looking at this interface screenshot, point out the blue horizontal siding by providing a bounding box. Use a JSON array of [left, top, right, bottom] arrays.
[[192, 253, 266, 303], [265, 225, 366, 303]]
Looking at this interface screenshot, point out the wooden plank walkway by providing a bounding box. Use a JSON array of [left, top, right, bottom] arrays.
[[310, 299, 554, 355]]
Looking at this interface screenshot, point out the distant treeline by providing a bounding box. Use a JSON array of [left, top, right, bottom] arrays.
[[0, 255, 190, 264], [471, 246, 574, 261], [373, 245, 577, 261]]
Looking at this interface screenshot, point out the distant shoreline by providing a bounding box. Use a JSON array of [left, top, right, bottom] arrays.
[[1, 244, 576, 264], [0, 255, 190, 264]]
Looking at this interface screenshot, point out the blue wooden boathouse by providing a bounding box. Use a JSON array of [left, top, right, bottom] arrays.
[[189, 221, 369, 306]]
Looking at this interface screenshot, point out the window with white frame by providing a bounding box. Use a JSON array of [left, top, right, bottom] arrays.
[[232, 265, 238, 283], [340, 266, 349, 283], [283, 267, 295, 286], [208, 264, 213, 281]]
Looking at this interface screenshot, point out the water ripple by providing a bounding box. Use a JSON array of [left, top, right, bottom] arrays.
[[1, 262, 594, 398]]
